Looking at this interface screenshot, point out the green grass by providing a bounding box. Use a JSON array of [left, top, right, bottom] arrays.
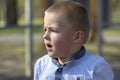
[[103, 28, 120, 36], [0, 27, 43, 35], [111, 8, 120, 23], [0, 28, 25, 35]]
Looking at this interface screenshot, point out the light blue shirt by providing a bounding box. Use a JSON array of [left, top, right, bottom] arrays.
[[34, 47, 114, 80]]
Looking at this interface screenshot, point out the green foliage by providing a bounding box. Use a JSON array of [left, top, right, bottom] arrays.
[[18, 18, 43, 26], [111, 0, 120, 10]]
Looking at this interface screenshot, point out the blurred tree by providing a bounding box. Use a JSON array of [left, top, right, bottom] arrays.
[[0, 0, 6, 26], [89, 0, 98, 42], [90, 0, 110, 41], [40, 0, 54, 18], [103, 0, 110, 27], [0, 0, 2, 20], [5, 0, 18, 27]]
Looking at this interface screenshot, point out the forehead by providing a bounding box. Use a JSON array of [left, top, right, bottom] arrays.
[[44, 11, 67, 22], [44, 12, 70, 28]]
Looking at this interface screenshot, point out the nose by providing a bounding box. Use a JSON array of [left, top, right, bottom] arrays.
[[43, 30, 50, 40]]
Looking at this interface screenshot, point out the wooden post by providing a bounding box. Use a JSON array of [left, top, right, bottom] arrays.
[[25, 0, 33, 78]]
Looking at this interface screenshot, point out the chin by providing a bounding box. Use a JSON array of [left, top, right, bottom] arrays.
[[48, 52, 58, 58]]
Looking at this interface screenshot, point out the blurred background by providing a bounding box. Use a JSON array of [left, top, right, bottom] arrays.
[[0, 0, 120, 80]]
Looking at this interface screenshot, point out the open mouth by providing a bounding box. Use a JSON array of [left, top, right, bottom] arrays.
[[47, 44, 52, 48], [46, 43, 52, 51]]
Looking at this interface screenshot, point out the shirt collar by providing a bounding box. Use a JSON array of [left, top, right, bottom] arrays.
[[71, 46, 86, 60], [52, 46, 86, 67]]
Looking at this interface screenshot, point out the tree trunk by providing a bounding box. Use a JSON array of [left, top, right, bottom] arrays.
[[89, 0, 98, 42], [40, 0, 54, 18], [5, 0, 18, 27]]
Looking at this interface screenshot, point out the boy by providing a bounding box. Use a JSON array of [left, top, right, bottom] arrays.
[[34, 1, 114, 80]]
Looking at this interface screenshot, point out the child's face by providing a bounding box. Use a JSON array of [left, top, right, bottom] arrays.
[[43, 12, 76, 58]]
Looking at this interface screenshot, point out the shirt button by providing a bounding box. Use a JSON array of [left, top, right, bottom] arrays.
[[58, 68, 62, 72], [76, 77, 80, 80]]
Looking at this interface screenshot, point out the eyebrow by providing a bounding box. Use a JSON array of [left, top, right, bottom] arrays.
[[43, 26, 58, 30]]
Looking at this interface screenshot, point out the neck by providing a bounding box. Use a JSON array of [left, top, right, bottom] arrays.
[[57, 57, 70, 65], [57, 46, 83, 65]]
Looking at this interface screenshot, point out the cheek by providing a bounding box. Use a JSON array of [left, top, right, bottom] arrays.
[[52, 33, 73, 50]]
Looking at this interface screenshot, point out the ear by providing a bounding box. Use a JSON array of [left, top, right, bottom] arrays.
[[73, 31, 84, 44]]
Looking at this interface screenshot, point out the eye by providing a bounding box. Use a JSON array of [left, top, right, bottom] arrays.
[[51, 29, 56, 32], [51, 29, 57, 33]]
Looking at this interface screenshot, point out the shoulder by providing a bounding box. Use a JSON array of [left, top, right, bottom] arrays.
[[34, 55, 52, 80], [84, 52, 112, 69], [34, 54, 50, 67], [83, 52, 107, 64], [34, 54, 52, 72], [78, 52, 108, 69], [84, 52, 114, 80], [34, 54, 52, 76]]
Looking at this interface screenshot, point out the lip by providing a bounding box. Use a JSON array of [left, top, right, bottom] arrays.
[[45, 43, 52, 51]]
